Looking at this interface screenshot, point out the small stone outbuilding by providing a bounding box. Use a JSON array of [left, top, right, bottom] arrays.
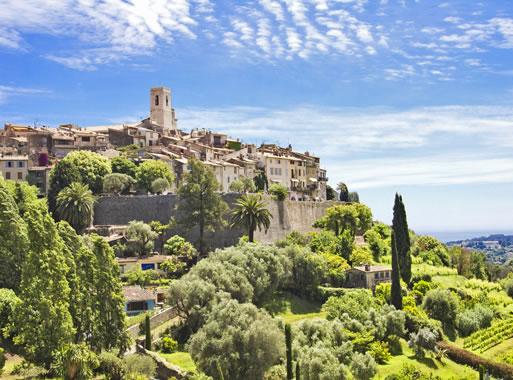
[[345, 265, 392, 290]]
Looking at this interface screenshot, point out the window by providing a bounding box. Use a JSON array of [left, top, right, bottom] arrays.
[[17, 161, 24, 167], [155, 95, 159, 106], [17, 172, 23, 180], [149, 140, 153, 146], [81, 136, 91, 142], [166, 96, 169, 106], [374, 273, 379, 279], [141, 263, 155, 271], [5, 172, 11, 179], [6, 161, 13, 168], [278, 160, 281, 164]]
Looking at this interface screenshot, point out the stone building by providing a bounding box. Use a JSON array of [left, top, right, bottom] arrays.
[[345, 265, 392, 290]]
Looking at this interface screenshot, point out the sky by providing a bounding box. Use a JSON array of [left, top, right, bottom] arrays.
[[1, 0, 513, 235]]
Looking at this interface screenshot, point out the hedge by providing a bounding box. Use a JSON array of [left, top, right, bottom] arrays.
[[437, 341, 513, 380]]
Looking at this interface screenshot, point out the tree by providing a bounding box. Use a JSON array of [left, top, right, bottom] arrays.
[[53, 343, 99, 380], [350, 352, 377, 380], [111, 156, 137, 178], [313, 204, 358, 236], [348, 192, 360, 203], [48, 159, 82, 214], [228, 179, 245, 193], [176, 158, 228, 255], [230, 194, 272, 242], [12, 181, 38, 215], [285, 324, 293, 380], [254, 171, 268, 192], [408, 327, 439, 358], [125, 221, 158, 256], [57, 222, 97, 345], [144, 314, 151, 350], [268, 183, 288, 201], [88, 235, 129, 353], [136, 160, 174, 193], [422, 289, 459, 328], [393, 193, 412, 284], [350, 246, 373, 266], [56, 183, 96, 234], [0, 288, 21, 339], [241, 177, 257, 193], [391, 232, 403, 310], [326, 185, 336, 200], [337, 182, 349, 202], [0, 183, 29, 291], [335, 230, 354, 261], [14, 202, 74, 368], [164, 235, 197, 258], [102, 173, 134, 195], [188, 299, 284, 380]]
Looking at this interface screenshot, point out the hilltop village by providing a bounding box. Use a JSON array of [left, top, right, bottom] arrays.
[[1, 87, 513, 380], [0, 86, 327, 201]]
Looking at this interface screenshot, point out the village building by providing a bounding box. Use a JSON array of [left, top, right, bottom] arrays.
[[345, 265, 392, 290], [0, 155, 29, 181], [116, 255, 174, 275], [123, 286, 157, 316]]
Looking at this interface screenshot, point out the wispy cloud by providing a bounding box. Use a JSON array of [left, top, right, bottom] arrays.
[[179, 104, 513, 189], [0, 85, 50, 104]]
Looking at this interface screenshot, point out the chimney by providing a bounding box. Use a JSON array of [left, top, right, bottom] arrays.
[[364, 264, 371, 272]]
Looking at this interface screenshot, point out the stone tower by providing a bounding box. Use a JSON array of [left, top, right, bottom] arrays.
[[150, 87, 176, 131]]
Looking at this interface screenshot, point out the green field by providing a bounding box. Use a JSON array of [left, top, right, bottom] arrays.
[[376, 340, 478, 380]]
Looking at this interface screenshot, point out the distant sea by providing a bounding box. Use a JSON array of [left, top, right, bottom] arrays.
[[416, 231, 513, 243]]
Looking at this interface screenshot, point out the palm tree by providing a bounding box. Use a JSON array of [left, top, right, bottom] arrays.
[[230, 194, 272, 242], [56, 182, 95, 233]]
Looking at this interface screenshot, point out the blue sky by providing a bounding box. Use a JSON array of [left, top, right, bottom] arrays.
[[1, 0, 513, 235]]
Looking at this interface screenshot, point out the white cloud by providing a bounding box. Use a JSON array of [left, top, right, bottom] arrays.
[[0, 85, 50, 104], [178, 103, 513, 189]]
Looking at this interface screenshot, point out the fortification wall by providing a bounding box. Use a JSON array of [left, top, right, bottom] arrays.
[[94, 194, 339, 248]]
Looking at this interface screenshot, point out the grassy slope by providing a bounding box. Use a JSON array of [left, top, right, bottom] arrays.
[[263, 292, 326, 324], [159, 351, 197, 372], [376, 340, 478, 380]]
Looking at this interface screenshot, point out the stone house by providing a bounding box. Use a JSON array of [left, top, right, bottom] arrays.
[[345, 265, 392, 290], [123, 286, 157, 316]]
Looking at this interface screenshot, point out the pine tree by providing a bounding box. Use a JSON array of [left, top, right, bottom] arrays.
[[14, 202, 74, 368], [391, 231, 403, 310], [145, 314, 151, 350], [392, 194, 411, 285], [285, 324, 293, 380]]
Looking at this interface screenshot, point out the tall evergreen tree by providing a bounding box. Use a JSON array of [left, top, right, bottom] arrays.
[[295, 361, 300, 380], [89, 235, 130, 353], [336, 182, 349, 202], [285, 323, 293, 380], [0, 184, 29, 291], [391, 232, 403, 310], [176, 158, 228, 255], [392, 193, 411, 284], [14, 202, 74, 368], [58, 222, 98, 345], [145, 314, 152, 350]]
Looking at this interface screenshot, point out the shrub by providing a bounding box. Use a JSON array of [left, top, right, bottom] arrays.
[[422, 288, 459, 327], [309, 230, 338, 254], [456, 304, 494, 337], [350, 352, 377, 380], [150, 178, 170, 194], [97, 352, 127, 380], [387, 335, 403, 356], [161, 336, 178, 354], [375, 283, 391, 305], [369, 341, 391, 364], [503, 277, 513, 298], [136, 160, 174, 193], [228, 179, 245, 193], [103, 173, 134, 195], [111, 156, 138, 177], [123, 354, 156, 379], [322, 253, 349, 287], [408, 327, 439, 358], [350, 246, 373, 266], [268, 183, 288, 201]]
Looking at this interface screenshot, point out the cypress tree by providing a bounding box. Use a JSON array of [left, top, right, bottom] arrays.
[[392, 193, 411, 285], [285, 324, 293, 380], [145, 314, 151, 350], [391, 232, 403, 310], [295, 361, 300, 380]]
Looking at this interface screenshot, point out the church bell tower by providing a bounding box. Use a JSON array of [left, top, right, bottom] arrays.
[[150, 87, 176, 131]]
